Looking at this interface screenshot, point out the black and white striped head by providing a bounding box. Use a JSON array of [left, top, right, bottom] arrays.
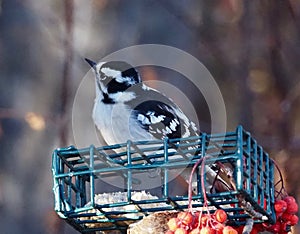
[[85, 59, 141, 95]]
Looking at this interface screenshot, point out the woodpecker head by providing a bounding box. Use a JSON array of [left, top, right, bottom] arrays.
[[85, 59, 141, 96]]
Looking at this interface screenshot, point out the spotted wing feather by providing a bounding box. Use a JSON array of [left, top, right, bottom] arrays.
[[133, 100, 182, 140]]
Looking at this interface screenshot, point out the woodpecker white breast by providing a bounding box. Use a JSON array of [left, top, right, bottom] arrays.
[[85, 59, 199, 146]]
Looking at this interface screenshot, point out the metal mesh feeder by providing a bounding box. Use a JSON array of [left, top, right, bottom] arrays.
[[52, 126, 276, 233]]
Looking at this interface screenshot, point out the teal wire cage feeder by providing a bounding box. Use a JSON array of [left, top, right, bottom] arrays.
[[52, 126, 276, 233]]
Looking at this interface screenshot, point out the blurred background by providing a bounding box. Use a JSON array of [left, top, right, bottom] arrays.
[[0, 0, 300, 233]]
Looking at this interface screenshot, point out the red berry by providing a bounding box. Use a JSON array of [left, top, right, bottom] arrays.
[[286, 201, 298, 214], [200, 226, 215, 234], [174, 228, 188, 234], [214, 209, 227, 223], [286, 214, 299, 226], [167, 218, 180, 231], [200, 214, 209, 226], [222, 226, 238, 234], [177, 211, 194, 226], [290, 214, 299, 226], [274, 200, 287, 213], [282, 212, 292, 221], [284, 196, 296, 204], [213, 222, 224, 234]]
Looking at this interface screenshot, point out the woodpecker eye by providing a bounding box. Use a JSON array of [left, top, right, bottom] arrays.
[[99, 71, 112, 81]]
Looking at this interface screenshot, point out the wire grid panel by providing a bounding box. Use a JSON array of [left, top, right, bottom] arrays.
[[52, 126, 275, 233]]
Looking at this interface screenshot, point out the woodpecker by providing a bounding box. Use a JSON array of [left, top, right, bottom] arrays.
[[85, 59, 199, 147]]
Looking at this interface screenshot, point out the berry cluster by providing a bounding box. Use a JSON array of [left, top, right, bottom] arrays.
[[264, 195, 299, 233], [165, 209, 238, 234], [233, 195, 299, 233], [166, 156, 299, 234]]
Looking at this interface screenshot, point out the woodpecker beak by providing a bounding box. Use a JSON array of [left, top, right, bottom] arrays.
[[85, 58, 97, 69]]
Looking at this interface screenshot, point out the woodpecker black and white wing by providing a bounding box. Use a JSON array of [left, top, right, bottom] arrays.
[[126, 84, 199, 141], [133, 100, 182, 140]]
